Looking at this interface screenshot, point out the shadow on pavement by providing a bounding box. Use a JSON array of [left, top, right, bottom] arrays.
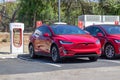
[[0, 52, 10, 54], [17, 54, 95, 64], [100, 56, 120, 60], [1, 54, 120, 75]]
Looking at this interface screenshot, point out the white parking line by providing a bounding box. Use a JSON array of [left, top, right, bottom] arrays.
[[11, 56, 16, 58], [18, 56, 62, 68], [0, 56, 16, 59], [100, 59, 120, 64], [45, 63, 62, 67], [1, 57, 6, 59]]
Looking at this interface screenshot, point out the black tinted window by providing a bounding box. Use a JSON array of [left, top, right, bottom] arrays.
[[85, 27, 95, 35], [34, 26, 51, 36], [51, 25, 86, 35], [101, 25, 120, 34], [85, 26, 104, 36], [93, 27, 104, 36]]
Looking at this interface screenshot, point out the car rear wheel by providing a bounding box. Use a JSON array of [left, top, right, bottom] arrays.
[[29, 44, 37, 58], [89, 56, 98, 61], [51, 46, 61, 62], [104, 44, 115, 59]]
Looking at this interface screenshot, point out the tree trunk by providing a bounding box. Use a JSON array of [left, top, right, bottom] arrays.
[[79, 1, 85, 14], [33, 12, 36, 28]]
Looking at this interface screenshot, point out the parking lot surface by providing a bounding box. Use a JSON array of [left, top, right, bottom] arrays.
[[0, 53, 120, 80]]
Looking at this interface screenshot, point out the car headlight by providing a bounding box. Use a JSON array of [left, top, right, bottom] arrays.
[[59, 40, 73, 44], [96, 39, 100, 44], [115, 40, 120, 43]]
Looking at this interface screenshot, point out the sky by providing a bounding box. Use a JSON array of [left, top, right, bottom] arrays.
[[0, 0, 16, 3]]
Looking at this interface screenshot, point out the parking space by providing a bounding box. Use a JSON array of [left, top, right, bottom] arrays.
[[1, 54, 120, 74], [1, 53, 120, 80]]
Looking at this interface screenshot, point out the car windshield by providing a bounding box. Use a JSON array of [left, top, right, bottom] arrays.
[[101, 25, 120, 34], [51, 25, 86, 35]]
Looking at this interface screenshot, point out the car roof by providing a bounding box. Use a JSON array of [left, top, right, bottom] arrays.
[[89, 24, 120, 26], [50, 24, 78, 28], [86, 24, 120, 28]]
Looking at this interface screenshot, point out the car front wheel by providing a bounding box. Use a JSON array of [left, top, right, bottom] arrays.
[[29, 44, 37, 58], [51, 46, 61, 62], [104, 44, 115, 59]]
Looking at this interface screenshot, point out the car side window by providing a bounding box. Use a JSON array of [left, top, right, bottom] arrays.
[[85, 27, 94, 36], [34, 26, 52, 38], [93, 27, 104, 36], [38, 26, 52, 36], [85, 26, 104, 36]]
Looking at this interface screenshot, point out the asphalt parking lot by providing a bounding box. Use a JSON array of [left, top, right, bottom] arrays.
[[0, 53, 120, 80]]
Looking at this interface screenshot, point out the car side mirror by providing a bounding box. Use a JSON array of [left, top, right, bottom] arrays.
[[97, 33, 103, 37], [43, 33, 50, 37]]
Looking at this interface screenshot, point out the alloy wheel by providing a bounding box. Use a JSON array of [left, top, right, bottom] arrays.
[[105, 44, 115, 59], [51, 46, 60, 62], [29, 44, 36, 58]]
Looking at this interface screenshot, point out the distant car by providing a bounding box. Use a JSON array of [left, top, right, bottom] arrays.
[[28, 24, 101, 62], [84, 24, 120, 59]]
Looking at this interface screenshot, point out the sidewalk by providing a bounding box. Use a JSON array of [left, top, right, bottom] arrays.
[[0, 45, 29, 59], [0, 52, 28, 59]]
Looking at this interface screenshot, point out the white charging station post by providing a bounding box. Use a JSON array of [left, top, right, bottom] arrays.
[[10, 23, 24, 54]]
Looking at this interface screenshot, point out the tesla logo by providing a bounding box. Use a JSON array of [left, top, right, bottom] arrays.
[[13, 25, 21, 27]]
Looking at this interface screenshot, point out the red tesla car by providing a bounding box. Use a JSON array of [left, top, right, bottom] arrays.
[[28, 24, 101, 62], [84, 24, 120, 59]]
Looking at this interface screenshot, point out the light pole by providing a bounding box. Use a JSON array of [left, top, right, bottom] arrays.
[[58, 0, 61, 22], [3, 0, 5, 14]]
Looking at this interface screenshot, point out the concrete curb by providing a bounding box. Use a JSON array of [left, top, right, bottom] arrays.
[[0, 53, 28, 59]]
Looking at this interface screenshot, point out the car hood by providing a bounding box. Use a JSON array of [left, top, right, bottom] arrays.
[[56, 34, 97, 43], [109, 34, 120, 39]]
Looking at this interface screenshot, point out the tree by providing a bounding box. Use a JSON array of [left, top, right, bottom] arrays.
[[99, 0, 120, 15], [61, 0, 97, 24], [18, 0, 57, 29], [17, 0, 120, 30], [0, 1, 20, 32]]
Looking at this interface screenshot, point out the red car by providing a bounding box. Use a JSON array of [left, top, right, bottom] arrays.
[[28, 24, 101, 62], [84, 24, 120, 59]]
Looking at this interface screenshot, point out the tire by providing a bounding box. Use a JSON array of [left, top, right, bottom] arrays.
[[89, 56, 98, 61], [104, 44, 115, 59], [29, 44, 37, 58], [51, 45, 61, 62]]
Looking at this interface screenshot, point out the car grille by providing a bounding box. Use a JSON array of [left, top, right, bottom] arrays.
[[72, 43, 95, 49], [75, 53, 96, 55], [74, 53, 97, 57]]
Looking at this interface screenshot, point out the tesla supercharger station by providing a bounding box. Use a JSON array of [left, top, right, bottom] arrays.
[[10, 23, 24, 54], [78, 15, 120, 27]]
